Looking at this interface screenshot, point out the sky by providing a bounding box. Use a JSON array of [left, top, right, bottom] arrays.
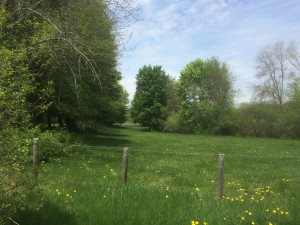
[[118, 0, 300, 104]]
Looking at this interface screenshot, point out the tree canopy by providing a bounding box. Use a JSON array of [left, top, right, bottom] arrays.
[[177, 57, 234, 134], [0, 0, 138, 131], [131, 65, 169, 131]]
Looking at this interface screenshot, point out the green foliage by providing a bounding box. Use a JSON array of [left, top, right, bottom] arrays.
[[285, 78, 300, 137], [1, 0, 128, 131], [177, 57, 234, 134], [235, 103, 285, 137], [166, 77, 181, 113], [131, 65, 169, 131], [38, 130, 76, 161], [163, 112, 180, 133]]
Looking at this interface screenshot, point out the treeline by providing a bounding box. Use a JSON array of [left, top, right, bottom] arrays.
[[0, 0, 139, 223], [131, 41, 300, 138], [0, 0, 131, 132]]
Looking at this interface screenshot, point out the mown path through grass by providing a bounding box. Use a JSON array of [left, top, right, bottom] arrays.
[[16, 125, 300, 225]]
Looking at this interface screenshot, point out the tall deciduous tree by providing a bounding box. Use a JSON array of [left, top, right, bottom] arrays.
[[131, 65, 168, 131], [254, 41, 296, 112], [178, 57, 234, 134]]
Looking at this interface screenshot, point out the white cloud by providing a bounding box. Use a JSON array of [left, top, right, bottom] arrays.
[[120, 0, 300, 103]]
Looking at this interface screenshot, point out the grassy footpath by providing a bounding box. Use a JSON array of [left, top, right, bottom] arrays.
[[16, 125, 300, 225]]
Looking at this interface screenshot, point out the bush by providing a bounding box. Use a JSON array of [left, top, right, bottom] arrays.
[[38, 129, 76, 161], [0, 127, 36, 224], [213, 119, 238, 135], [164, 112, 192, 133]]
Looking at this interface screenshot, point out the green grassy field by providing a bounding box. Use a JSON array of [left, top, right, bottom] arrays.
[[16, 125, 300, 225]]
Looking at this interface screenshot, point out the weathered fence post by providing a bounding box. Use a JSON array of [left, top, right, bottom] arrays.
[[218, 153, 225, 200], [122, 147, 129, 185], [33, 138, 39, 177]]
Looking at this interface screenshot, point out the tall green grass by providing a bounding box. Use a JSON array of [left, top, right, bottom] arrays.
[[16, 126, 300, 225]]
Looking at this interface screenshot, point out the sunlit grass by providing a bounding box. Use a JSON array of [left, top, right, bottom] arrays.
[[16, 126, 300, 225]]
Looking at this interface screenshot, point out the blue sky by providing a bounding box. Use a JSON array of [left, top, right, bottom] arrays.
[[118, 0, 300, 104]]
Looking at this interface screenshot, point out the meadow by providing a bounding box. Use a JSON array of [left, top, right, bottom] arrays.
[[16, 125, 300, 225]]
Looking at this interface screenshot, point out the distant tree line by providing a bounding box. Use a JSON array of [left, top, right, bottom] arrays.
[[237, 41, 300, 138], [131, 41, 300, 138], [131, 58, 235, 134]]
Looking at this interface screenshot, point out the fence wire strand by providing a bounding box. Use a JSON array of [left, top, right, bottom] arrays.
[[38, 140, 300, 159]]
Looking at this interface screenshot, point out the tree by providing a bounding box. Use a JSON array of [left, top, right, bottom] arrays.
[[287, 41, 300, 73], [252, 41, 300, 137], [131, 65, 169, 131], [254, 41, 295, 112], [166, 76, 181, 113], [0, 0, 140, 130], [177, 57, 234, 134]]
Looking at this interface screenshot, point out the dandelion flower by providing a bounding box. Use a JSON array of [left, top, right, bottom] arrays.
[[268, 222, 273, 225], [251, 221, 255, 225], [241, 217, 245, 221]]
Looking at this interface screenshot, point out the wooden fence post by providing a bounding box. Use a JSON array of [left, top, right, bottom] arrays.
[[218, 153, 225, 200], [33, 138, 39, 177], [122, 147, 129, 185]]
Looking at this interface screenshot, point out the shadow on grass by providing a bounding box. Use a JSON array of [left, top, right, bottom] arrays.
[[15, 202, 77, 225], [77, 126, 132, 147]]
